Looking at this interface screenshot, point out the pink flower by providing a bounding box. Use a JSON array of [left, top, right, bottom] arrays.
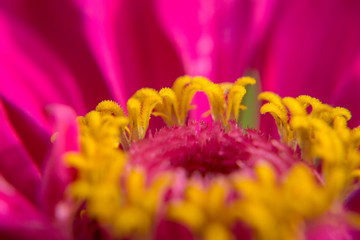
[[0, 1, 360, 239]]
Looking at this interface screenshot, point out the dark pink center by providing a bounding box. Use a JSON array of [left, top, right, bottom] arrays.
[[129, 121, 299, 177]]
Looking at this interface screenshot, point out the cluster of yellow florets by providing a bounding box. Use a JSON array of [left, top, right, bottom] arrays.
[[65, 76, 360, 240]]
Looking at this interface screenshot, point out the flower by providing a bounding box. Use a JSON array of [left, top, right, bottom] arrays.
[[64, 76, 360, 240], [1, 1, 360, 239]]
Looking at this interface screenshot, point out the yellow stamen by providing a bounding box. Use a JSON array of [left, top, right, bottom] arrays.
[[282, 97, 307, 116], [127, 88, 163, 140], [153, 87, 180, 126], [231, 163, 331, 240], [96, 100, 126, 117], [167, 179, 232, 239], [226, 85, 247, 122], [235, 76, 257, 86], [225, 77, 257, 123], [204, 223, 232, 240]]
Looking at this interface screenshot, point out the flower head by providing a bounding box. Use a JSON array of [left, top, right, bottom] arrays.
[[65, 76, 360, 240], [1, 1, 360, 239]]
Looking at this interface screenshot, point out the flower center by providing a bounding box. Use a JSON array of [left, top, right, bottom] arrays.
[[65, 75, 360, 240], [129, 121, 299, 177]]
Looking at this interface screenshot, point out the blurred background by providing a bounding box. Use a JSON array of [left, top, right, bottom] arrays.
[[1, 0, 360, 137]]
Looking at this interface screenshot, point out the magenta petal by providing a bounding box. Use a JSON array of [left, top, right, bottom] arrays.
[[156, 0, 254, 82], [258, 0, 360, 107], [345, 188, 360, 214], [40, 105, 79, 219], [306, 219, 352, 240], [76, 0, 184, 104], [0, 175, 67, 240], [155, 219, 194, 240], [156, 0, 255, 120], [0, 101, 41, 204], [232, 221, 252, 240], [331, 57, 360, 128], [0, 0, 112, 110], [0, 10, 87, 119], [2, 99, 51, 167]]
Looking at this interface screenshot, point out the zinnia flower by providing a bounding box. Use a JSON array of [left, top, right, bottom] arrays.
[[1, 1, 360, 240], [61, 76, 359, 240]]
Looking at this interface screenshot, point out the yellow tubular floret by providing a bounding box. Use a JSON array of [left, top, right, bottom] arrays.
[[282, 97, 307, 116], [171, 76, 229, 124], [111, 169, 171, 237], [127, 88, 162, 140], [172, 75, 192, 100], [154, 88, 180, 126], [127, 98, 142, 140], [204, 223, 232, 240], [225, 77, 256, 123], [226, 85, 247, 121], [332, 107, 352, 122], [96, 100, 126, 117], [167, 179, 232, 239], [95, 101, 130, 149], [219, 82, 234, 95], [260, 103, 288, 125], [193, 77, 226, 123], [259, 102, 291, 143], [172, 76, 193, 124], [258, 91, 284, 106], [296, 95, 322, 111], [258, 92, 292, 143], [235, 76, 256, 87], [232, 163, 332, 240]]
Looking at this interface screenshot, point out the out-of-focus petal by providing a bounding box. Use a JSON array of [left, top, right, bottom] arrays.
[[156, 0, 254, 82], [1, 99, 51, 167], [0, 0, 112, 110], [75, 0, 184, 105], [39, 105, 79, 220], [0, 8, 88, 165], [0, 9, 87, 120], [345, 188, 360, 214], [155, 219, 195, 240], [155, 0, 255, 120], [305, 218, 352, 240], [0, 175, 67, 240], [0, 101, 41, 204], [331, 56, 360, 128], [257, 0, 360, 115]]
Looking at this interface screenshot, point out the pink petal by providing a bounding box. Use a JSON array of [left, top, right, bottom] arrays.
[[39, 105, 79, 220], [232, 221, 252, 240], [345, 188, 360, 214], [155, 219, 194, 240], [306, 217, 352, 240], [1, 99, 51, 167], [74, 0, 184, 105], [0, 9, 87, 121], [156, 0, 255, 82], [0, 175, 67, 240], [257, 0, 360, 108], [0, 0, 111, 110], [331, 56, 360, 128], [155, 0, 256, 120], [0, 100, 41, 204]]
